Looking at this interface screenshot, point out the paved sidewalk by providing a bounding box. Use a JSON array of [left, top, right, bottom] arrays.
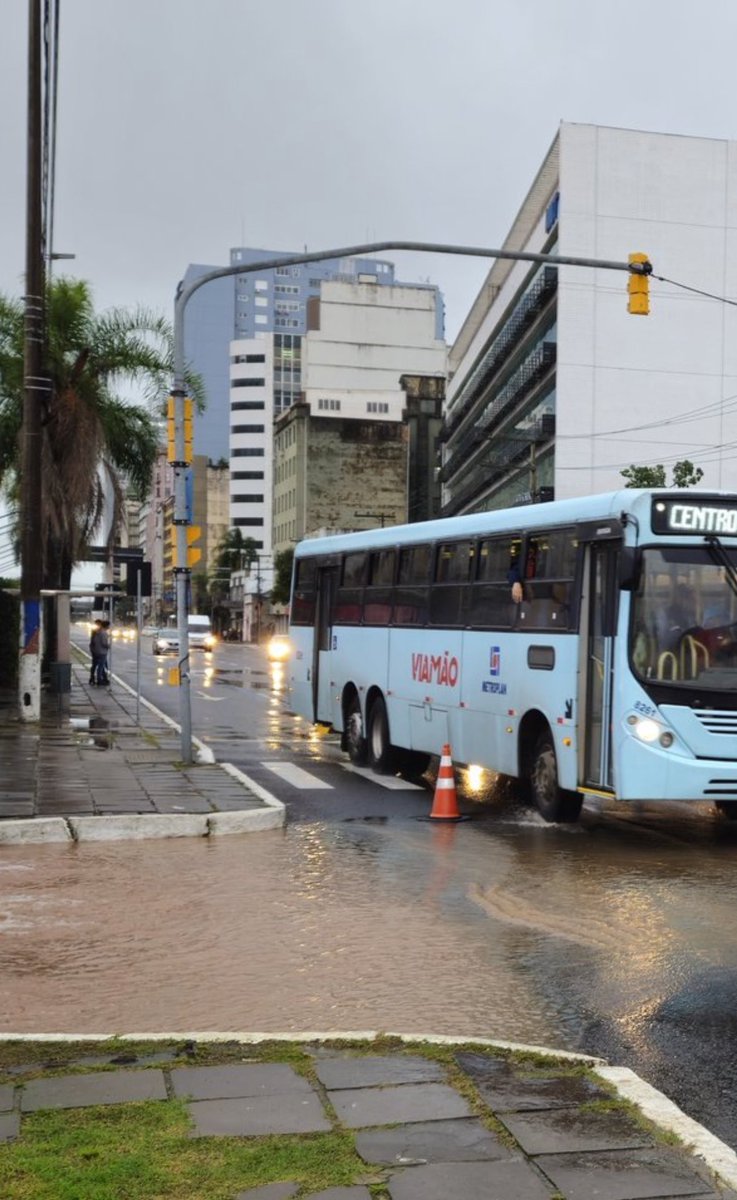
[[0, 661, 284, 843], [0, 1037, 736, 1199]]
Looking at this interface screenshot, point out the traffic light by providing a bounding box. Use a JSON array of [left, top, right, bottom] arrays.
[[166, 396, 194, 463], [627, 252, 651, 315], [169, 525, 202, 568]]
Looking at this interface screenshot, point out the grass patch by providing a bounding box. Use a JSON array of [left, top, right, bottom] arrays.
[[1, 1099, 366, 1200]]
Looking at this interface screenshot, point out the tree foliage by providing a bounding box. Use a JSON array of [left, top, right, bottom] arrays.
[[0, 278, 202, 589], [271, 547, 294, 606], [214, 528, 258, 573], [621, 460, 704, 489]]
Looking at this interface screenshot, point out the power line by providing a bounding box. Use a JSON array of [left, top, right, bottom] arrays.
[[653, 274, 737, 307]]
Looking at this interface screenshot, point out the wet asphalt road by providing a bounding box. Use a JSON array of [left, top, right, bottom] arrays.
[[25, 634, 737, 1146]]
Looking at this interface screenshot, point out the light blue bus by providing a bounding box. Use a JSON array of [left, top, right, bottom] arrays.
[[287, 490, 737, 822]]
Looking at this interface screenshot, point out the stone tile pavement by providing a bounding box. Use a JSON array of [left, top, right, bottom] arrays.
[[0, 662, 284, 842], [1, 1043, 736, 1199]]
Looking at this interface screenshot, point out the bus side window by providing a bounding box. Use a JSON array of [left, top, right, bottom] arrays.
[[393, 544, 431, 626], [430, 540, 473, 626], [364, 548, 395, 625], [291, 558, 317, 625], [334, 551, 367, 625], [468, 536, 521, 628], [523, 529, 577, 631]]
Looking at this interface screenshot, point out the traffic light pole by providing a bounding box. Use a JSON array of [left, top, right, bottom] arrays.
[[172, 240, 652, 761]]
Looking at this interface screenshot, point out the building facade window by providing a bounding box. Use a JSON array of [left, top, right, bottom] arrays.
[[318, 398, 341, 411], [231, 424, 265, 434], [231, 401, 266, 411], [232, 470, 264, 479], [232, 378, 265, 388], [232, 493, 264, 502], [232, 448, 265, 457]]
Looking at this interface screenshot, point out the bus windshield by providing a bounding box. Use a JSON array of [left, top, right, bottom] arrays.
[[630, 546, 737, 688]]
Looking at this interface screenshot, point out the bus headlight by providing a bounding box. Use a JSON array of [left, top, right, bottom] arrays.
[[634, 718, 661, 742], [627, 713, 674, 746]]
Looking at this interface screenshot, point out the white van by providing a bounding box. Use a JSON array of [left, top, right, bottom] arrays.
[[152, 615, 215, 655], [187, 615, 215, 650]]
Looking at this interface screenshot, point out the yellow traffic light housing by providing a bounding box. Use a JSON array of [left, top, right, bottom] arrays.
[[628, 252, 651, 315]]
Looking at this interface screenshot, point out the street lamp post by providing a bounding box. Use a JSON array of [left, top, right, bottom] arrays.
[[172, 240, 651, 761]]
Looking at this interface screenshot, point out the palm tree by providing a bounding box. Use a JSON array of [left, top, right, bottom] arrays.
[[0, 277, 201, 589], [214, 528, 259, 573]]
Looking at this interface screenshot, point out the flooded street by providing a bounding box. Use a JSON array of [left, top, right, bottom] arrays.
[[5, 636, 737, 1144], [2, 808, 737, 1089]]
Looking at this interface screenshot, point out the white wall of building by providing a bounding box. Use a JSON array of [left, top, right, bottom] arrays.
[[557, 122, 737, 498], [302, 281, 446, 421]]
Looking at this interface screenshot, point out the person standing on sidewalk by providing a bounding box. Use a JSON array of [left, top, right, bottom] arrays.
[[88, 619, 102, 685], [90, 621, 111, 686]]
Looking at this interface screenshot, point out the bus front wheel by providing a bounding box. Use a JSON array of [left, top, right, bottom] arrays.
[[368, 695, 398, 774], [530, 732, 583, 824], [344, 693, 368, 766]]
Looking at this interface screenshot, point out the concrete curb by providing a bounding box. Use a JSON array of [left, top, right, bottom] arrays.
[[0, 1030, 733, 1188], [0, 818, 72, 844], [68, 814, 209, 841]]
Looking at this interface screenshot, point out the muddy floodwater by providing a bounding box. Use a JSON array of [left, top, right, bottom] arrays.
[[0, 822, 558, 1040], [3, 809, 737, 1056]]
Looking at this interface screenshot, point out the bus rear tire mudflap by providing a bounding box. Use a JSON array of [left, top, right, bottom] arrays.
[[529, 729, 583, 824], [342, 689, 368, 766], [367, 694, 400, 775]]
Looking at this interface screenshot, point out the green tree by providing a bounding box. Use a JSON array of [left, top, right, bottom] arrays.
[[621, 460, 704, 489], [214, 528, 258, 573], [621, 464, 667, 488], [671, 459, 704, 488], [271, 547, 294, 606], [0, 277, 202, 589]]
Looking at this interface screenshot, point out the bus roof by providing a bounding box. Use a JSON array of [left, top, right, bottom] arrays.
[[293, 488, 737, 558]]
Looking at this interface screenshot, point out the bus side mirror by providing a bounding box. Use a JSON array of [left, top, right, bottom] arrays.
[[619, 547, 641, 591]]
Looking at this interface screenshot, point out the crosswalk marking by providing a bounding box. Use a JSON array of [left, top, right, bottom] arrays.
[[261, 762, 333, 790], [340, 764, 425, 791]]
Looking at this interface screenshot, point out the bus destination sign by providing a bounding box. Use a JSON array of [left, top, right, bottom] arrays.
[[652, 499, 737, 536]]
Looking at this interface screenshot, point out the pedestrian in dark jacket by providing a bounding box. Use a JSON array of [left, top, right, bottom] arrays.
[[89, 620, 102, 684], [90, 621, 111, 685]]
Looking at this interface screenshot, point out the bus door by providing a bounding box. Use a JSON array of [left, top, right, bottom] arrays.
[[582, 539, 621, 791], [313, 565, 339, 722]]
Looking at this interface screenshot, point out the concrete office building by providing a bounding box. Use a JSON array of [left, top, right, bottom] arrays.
[[183, 248, 441, 462], [270, 279, 447, 553], [443, 122, 737, 515]]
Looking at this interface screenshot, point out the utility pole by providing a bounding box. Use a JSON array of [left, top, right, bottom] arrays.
[[355, 511, 392, 528], [19, 0, 45, 720]]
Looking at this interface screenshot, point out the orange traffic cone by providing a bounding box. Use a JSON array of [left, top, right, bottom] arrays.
[[429, 743, 462, 820]]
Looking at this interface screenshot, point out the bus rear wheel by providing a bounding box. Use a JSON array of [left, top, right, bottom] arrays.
[[344, 693, 368, 766], [368, 695, 398, 774], [530, 732, 583, 824]]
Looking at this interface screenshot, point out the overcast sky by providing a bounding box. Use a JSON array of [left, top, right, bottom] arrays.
[[3, 0, 737, 578]]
